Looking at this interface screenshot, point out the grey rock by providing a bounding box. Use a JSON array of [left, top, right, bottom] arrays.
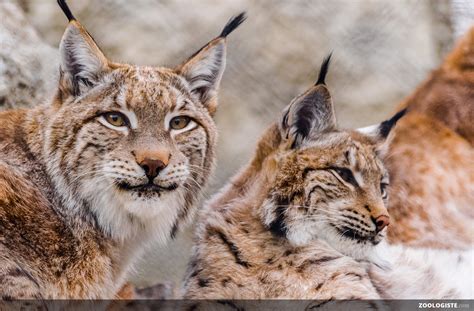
[[0, 2, 57, 110]]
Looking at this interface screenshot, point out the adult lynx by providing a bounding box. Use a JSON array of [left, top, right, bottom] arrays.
[[183, 57, 472, 301], [386, 27, 474, 249], [0, 0, 245, 299]]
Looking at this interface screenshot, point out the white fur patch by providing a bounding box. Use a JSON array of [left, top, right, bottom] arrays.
[[371, 241, 474, 299], [260, 198, 277, 228], [356, 124, 380, 137]]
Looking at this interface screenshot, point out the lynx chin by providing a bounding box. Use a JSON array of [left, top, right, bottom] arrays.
[[0, 0, 245, 299]]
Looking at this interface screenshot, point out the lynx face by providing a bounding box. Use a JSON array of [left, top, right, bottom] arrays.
[[262, 132, 390, 259], [48, 67, 214, 238], [260, 56, 405, 259], [44, 12, 245, 241]]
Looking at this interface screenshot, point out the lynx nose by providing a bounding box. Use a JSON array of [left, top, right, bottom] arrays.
[[374, 215, 390, 232], [139, 158, 166, 179], [134, 148, 170, 180]]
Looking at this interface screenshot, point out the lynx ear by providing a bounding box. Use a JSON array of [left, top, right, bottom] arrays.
[[57, 0, 110, 97], [357, 108, 407, 154], [280, 55, 336, 148], [176, 13, 246, 115]]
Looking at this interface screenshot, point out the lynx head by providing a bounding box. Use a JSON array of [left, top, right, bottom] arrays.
[[45, 1, 245, 242], [260, 55, 406, 259]]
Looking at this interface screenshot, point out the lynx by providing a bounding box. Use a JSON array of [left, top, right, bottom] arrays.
[[183, 57, 473, 301], [0, 0, 245, 299], [385, 27, 474, 249]]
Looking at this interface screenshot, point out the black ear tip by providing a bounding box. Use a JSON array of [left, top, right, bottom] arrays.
[[379, 108, 408, 138], [57, 0, 76, 22], [315, 52, 333, 86], [393, 108, 408, 122], [220, 12, 247, 37]]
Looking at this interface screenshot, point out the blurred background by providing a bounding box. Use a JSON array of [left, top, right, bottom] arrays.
[[1, 0, 472, 295]]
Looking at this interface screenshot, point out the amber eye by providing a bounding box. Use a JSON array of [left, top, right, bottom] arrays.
[[170, 116, 191, 130], [103, 112, 129, 127]]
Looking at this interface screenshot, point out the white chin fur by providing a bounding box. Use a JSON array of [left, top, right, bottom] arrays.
[[322, 226, 377, 260], [287, 223, 378, 260], [286, 221, 316, 247], [80, 178, 184, 243]]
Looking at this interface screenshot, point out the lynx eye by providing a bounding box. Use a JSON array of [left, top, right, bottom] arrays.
[[331, 167, 358, 187], [170, 116, 191, 130], [103, 112, 129, 127], [381, 182, 389, 199]]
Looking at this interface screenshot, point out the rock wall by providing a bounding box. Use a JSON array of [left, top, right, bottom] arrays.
[[0, 2, 57, 110]]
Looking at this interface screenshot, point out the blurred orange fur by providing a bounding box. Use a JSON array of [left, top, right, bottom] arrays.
[[386, 27, 474, 248]]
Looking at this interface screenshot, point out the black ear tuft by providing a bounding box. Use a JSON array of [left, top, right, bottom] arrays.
[[379, 108, 407, 138], [57, 0, 76, 22], [315, 53, 332, 85], [220, 12, 247, 37]]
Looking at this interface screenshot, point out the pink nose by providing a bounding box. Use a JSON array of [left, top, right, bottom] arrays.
[[133, 148, 170, 180], [139, 158, 167, 179], [375, 215, 390, 232]]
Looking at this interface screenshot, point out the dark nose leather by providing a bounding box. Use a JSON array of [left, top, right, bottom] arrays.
[[139, 158, 167, 179], [374, 215, 390, 232]]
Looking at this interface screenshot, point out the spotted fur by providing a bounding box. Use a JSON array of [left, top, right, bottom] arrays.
[[0, 1, 245, 299], [183, 58, 472, 300], [385, 26, 474, 249]]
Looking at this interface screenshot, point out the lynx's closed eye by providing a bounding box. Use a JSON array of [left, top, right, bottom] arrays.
[[381, 182, 389, 199], [170, 116, 191, 130], [102, 112, 129, 128], [331, 167, 358, 187]]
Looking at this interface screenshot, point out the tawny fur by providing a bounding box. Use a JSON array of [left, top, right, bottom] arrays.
[[386, 27, 474, 249], [183, 127, 382, 300], [0, 4, 245, 298], [183, 63, 472, 300]]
